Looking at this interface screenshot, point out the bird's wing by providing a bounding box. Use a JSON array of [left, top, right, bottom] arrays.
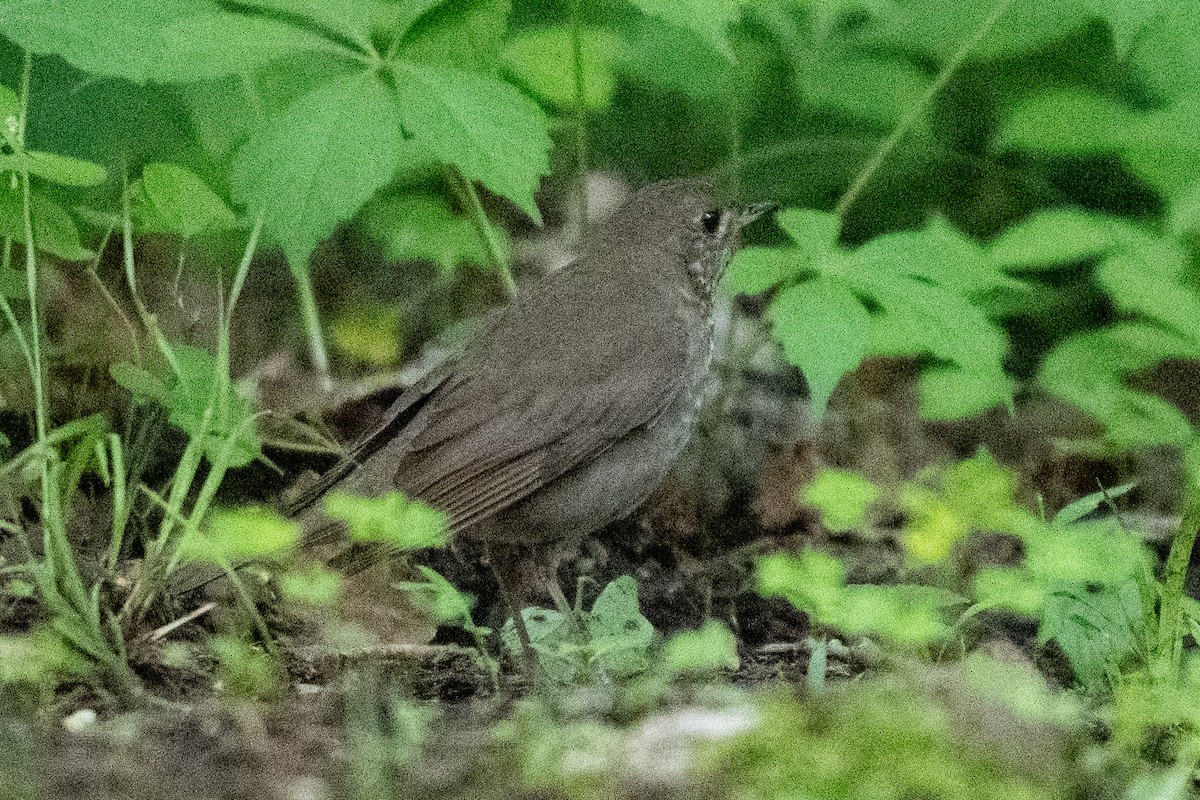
[[398, 352, 687, 534], [281, 366, 452, 518]]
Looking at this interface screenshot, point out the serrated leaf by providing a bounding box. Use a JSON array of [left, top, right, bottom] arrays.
[[767, 278, 869, 415], [663, 620, 738, 673], [503, 25, 620, 110], [989, 208, 1121, 270], [856, 217, 1019, 293], [324, 491, 447, 549], [156, 9, 351, 81], [628, 0, 738, 60], [858, 272, 1007, 367], [231, 72, 406, 273], [236, 0, 373, 48], [397, 0, 511, 71], [390, 61, 549, 222], [134, 162, 238, 236], [361, 190, 498, 272], [799, 50, 930, 127], [723, 246, 803, 295], [802, 469, 878, 532], [998, 89, 1137, 155], [0, 0, 206, 83], [918, 366, 1014, 420], [183, 506, 300, 562]]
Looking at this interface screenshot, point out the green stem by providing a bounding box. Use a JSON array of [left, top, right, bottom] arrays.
[[834, 0, 1015, 223], [570, 0, 589, 241], [449, 168, 516, 297], [1156, 473, 1200, 676], [294, 266, 332, 388]]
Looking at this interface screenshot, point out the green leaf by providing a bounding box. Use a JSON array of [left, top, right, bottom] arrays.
[[236, 0, 373, 47], [859, 273, 1006, 367], [155, 8, 350, 81], [0, 85, 18, 124], [1039, 577, 1147, 689], [0, 186, 93, 261], [798, 51, 930, 128], [396, 0, 511, 71], [503, 25, 621, 110], [231, 72, 406, 273], [972, 567, 1046, 615], [663, 620, 739, 674], [166, 345, 261, 467], [1039, 327, 1197, 447], [0, 0, 204, 83], [109, 362, 170, 403], [767, 278, 869, 415], [866, 0, 1092, 61], [856, 216, 1019, 293], [988, 208, 1121, 271], [1052, 482, 1135, 526], [1096, 248, 1200, 342], [998, 89, 1137, 155], [183, 506, 300, 561], [802, 469, 879, 532], [361, 190, 499, 272], [1099, 0, 1159, 57], [133, 162, 239, 236], [615, 14, 733, 99], [277, 564, 343, 606], [898, 485, 969, 563], [23, 151, 107, 187], [329, 304, 402, 366], [723, 246, 803, 295], [588, 575, 655, 679], [405, 565, 482, 630], [1125, 96, 1200, 197], [389, 61, 550, 222], [918, 366, 1014, 420], [758, 550, 963, 645], [1128, 0, 1200, 100], [776, 208, 841, 254], [627, 0, 738, 60], [324, 491, 447, 549]]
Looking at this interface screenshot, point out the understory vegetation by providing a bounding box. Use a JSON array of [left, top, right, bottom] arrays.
[[0, 0, 1199, 797]]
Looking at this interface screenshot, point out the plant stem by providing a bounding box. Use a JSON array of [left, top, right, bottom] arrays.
[[834, 0, 1015, 224], [294, 267, 332, 389], [449, 168, 516, 297], [1155, 468, 1200, 676], [570, 0, 589, 242]]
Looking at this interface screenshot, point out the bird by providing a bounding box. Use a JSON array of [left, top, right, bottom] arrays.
[[176, 179, 773, 666]]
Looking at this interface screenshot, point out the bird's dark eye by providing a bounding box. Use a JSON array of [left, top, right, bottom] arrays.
[[700, 209, 723, 235]]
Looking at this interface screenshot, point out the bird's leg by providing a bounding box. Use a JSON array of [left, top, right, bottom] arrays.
[[485, 542, 536, 676]]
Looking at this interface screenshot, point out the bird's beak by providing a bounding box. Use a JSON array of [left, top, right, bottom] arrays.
[[739, 201, 778, 227]]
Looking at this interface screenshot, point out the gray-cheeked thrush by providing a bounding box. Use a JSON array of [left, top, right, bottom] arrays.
[[183, 179, 773, 664]]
